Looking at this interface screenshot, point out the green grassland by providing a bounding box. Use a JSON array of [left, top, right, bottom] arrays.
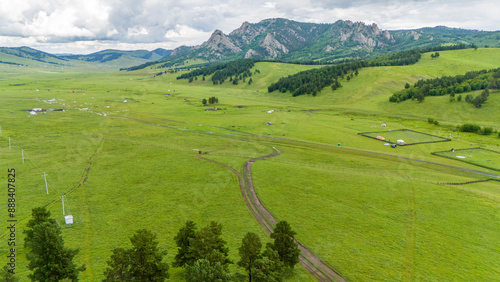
[[1, 49, 499, 281], [433, 148, 500, 171], [359, 129, 449, 145]]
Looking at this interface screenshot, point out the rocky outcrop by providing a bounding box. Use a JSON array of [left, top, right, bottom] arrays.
[[160, 18, 486, 64], [244, 49, 259, 58], [198, 29, 241, 53], [260, 33, 289, 58], [324, 45, 335, 52]]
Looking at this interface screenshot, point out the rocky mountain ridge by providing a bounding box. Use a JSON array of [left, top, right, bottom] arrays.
[[165, 18, 499, 63]]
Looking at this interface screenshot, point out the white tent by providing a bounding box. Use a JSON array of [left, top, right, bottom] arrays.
[[397, 139, 405, 144]]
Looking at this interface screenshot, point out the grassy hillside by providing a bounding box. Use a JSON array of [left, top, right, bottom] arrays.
[[0, 48, 498, 281]]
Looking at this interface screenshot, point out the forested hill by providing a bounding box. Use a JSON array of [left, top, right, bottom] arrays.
[[156, 18, 499, 65], [0, 46, 68, 65], [60, 49, 171, 63], [0, 47, 172, 68]]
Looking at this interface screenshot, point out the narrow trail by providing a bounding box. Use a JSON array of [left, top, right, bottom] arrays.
[[117, 115, 499, 281], [198, 148, 346, 282]]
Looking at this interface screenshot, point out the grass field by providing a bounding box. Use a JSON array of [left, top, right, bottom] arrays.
[[358, 129, 450, 145], [1, 48, 499, 281], [433, 147, 500, 171]]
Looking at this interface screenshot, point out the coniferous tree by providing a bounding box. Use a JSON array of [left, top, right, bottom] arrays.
[[238, 233, 262, 282], [24, 207, 86, 281], [188, 221, 230, 267], [0, 265, 19, 282], [270, 221, 300, 269], [103, 229, 169, 281], [103, 248, 131, 281], [252, 244, 284, 282], [185, 259, 230, 282], [173, 221, 197, 267]]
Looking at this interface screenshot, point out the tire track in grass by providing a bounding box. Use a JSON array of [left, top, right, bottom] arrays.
[[68, 136, 106, 280], [0, 136, 106, 279], [402, 183, 416, 282], [198, 147, 346, 282]]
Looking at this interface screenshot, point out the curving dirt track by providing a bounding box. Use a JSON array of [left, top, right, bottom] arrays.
[[198, 149, 346, 282]]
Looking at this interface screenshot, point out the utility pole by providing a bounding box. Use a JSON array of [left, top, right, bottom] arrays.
[[62, 196, 65, 215], [42, 173, 48, 195]]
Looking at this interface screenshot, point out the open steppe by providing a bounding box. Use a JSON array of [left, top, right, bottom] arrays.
[[1, 48, 499, 281]]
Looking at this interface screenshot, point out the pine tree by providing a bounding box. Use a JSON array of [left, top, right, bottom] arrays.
[[173, 221, 197, 267], [103, 229, 169, 281], [238, 233, 262, 281], [23, 207, 85, 281], [270, 221, 300, 268]]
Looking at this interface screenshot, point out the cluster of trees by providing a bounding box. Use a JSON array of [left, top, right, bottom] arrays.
[[103, 229, 169, 281], [202, 96, 219, 105], [458, 123, 495, 135], [176, 59, 256, 85], [464, 89, 490, 108], [173, 220, 300, 282], [18, 207, 86, 281], [266, 45, 471, 97], [430, 52, 440, 59], [428, 118, 439, 125], [15, 208, 300, 282], [267, 61, 362, 96], [390, 68, 500, 103], [364, 49, 422, 67]]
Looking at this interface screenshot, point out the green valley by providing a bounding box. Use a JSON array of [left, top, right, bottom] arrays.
[[0, 48, 499, 281]]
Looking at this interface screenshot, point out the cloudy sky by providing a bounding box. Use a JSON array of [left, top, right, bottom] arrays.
[[0, 0, 498, 54]]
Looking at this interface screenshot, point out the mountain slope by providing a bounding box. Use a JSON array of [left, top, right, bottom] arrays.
[[163, 18, 499, 63], [0, 46, 68, 66], [60, 48, 172, 66], [0, 47, 172, 68]]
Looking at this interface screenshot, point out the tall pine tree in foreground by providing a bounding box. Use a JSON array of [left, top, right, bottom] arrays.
[[238, 232, 262, 282], [270, 221, 300, 268], [23, 207, 85, 281]]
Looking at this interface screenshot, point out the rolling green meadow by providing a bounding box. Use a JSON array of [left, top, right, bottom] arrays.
[[0, 48, 499, 281]]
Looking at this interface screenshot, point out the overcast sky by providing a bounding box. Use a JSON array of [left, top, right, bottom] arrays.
[[0, 0, 498, 54]]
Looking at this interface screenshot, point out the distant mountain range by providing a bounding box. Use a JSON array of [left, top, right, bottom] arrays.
[[0, 47, 171, 67], [1, 18, 499, 68], [164, 18, 499, 63]]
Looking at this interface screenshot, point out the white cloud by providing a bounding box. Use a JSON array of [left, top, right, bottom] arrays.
[[164, 25, 211, 42], [264, 2, 277, 9], [0, 0, 498, 54]]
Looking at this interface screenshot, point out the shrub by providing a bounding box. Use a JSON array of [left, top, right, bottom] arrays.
[[458, 123, 481, 133], [479, 127, 493, 135]]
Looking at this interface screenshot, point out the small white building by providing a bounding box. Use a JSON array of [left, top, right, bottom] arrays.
[[64, 215, 73, 225]]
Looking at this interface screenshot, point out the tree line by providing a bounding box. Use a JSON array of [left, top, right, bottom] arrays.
[[390, 67, 500, 103], [7, 207, 301, 281], [267, 61, 361, 97], [169, 44, 471, 98], [177, 59, 256, 85], [458, 123, 495, 135], [265, 45, 474, 97]]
